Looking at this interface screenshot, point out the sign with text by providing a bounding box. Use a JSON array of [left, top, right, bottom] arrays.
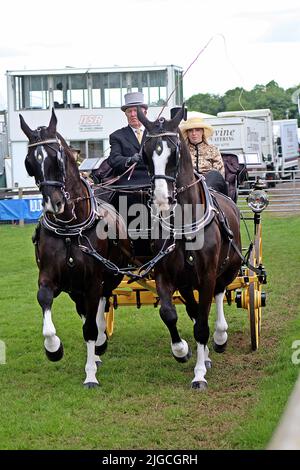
[[79, 115, 103, 132]]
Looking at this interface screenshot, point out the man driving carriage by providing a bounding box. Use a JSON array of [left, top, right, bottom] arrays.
[[107, 92, 150, 187], [105, 92, 151, 256]]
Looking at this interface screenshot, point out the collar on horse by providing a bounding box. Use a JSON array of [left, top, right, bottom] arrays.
[[41, 177, 100, 237]]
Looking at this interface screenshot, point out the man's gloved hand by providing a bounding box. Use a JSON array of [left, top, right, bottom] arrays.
[[126, 153, 142, 166]]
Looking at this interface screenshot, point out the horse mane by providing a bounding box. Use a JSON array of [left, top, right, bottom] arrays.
[[56, 132, 74, 159], [177, 129, 196, 185]]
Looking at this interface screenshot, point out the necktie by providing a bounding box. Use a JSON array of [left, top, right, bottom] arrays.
[[136, 128, 142, 144]]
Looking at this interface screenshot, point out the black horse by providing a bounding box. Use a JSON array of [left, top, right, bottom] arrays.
[[137, 105, 242, 390], [20, 110, 129, 387]]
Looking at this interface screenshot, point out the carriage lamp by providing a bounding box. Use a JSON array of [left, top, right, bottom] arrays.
[[247, 188, 269, 212]]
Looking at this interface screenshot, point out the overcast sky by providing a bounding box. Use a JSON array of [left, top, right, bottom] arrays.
[[0, 0, 300, 108]]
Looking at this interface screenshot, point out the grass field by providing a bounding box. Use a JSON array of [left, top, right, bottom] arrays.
[[0, 215, 299, 450]]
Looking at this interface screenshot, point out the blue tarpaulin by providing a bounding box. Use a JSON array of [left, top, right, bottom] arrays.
[[0, 198, 42, 221]]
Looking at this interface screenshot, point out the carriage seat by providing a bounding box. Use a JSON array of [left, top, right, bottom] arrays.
[[221, 153, 248, 203]]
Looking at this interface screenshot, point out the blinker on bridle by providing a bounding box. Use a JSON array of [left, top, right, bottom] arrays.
[[27, 136, 67, 190], [144, 131, 181, 184]]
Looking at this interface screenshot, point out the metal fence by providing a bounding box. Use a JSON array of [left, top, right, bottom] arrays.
[[238, 169, 300, 214]]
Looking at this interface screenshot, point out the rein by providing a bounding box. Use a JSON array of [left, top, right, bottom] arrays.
[[79, 233, 176, 280]]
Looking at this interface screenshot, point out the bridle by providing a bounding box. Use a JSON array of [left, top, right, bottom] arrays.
[[27, 131, 68, 197], [143, 121, 182, 214], [144, 130, 181, 185]]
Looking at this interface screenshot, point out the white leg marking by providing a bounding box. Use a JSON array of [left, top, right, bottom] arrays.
[[95, 297, 107, 347], [84, 340, 98, 385], [153, 141, 171, 211], [213, 291, 228, 346], [43, 309, 60, 352], [205, 345, 211, 362], [171, 339, 189, 358], [192, 343, 207, 384]]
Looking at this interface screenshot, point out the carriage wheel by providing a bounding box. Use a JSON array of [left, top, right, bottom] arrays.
[[105, 304, 115, 338], [249, 281, 261, 351], [249, 223, 262, 351]]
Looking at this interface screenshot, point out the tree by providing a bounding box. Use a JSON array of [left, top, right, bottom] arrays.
[[186, 82, 300, 125], [186, 93, 224, 116]]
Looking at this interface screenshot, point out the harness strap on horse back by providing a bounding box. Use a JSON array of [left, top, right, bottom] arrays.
[[65, 237, 75, 268], [210, 191, 263, 275]]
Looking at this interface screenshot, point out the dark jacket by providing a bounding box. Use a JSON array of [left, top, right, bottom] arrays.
[[107, 126, 150, 186]]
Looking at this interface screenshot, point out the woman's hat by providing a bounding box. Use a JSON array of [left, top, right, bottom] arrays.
[[121, 92, 148, 111], [180, 116, 214, 141]]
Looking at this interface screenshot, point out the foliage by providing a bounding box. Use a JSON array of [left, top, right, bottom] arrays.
[[186, 81, 300, 124]]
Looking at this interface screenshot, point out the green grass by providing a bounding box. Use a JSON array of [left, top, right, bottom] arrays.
[[0, 215, 299, 449]]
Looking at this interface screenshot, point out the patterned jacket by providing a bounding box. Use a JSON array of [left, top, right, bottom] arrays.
[[188, 141, 225, 177]]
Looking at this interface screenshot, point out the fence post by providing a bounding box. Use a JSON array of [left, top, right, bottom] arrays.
[[18, 187, 24, 226]]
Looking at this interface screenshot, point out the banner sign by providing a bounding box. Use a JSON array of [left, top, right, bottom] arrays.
[[0, 198, 42, 221]]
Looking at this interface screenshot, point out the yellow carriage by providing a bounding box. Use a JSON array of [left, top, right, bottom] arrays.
[[106, 180, 268, 351]]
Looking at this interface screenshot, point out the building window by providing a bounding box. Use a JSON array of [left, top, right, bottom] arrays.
[[174, 69, 183, 106], [88, 140, 104, 158], [148, 70, 167, 106], [13, 68, 173, 111], [69, 140, 86, 160], [104, 73, 122, 108], [53, 75, 68, 108], [91, 70, 168, 109], [69, 74, 88, 108], [91, 74, 102, 108], [69, 140, 104, 159], [53, 75, 88, 109], [14, 75, 49, 110]]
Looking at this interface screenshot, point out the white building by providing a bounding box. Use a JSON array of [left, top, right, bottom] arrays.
[[6, 65, 183, 188]]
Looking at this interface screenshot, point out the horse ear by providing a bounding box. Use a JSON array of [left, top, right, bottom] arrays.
[[137, 106, 152, 130], [170, 103, 186, 129], [48, 108, 57, 135], [19, 114, 33, 139]]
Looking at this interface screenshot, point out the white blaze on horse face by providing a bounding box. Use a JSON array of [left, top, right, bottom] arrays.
[[152, 140, 171, 211], [43, 196, 56, 213]]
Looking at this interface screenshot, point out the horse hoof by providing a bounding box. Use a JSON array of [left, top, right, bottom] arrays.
[[205, 360, 212, 369], [191, 381, 207, 391], [95, 339, 108, 356], [213, 339, 227, 353], [172, 346, 192, 363], [45, 342, 64, 362], [83, 382, 100, 389]]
